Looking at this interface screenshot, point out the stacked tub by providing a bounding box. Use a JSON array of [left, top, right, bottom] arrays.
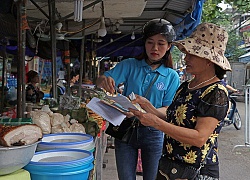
[[24, 133, 95, 180]]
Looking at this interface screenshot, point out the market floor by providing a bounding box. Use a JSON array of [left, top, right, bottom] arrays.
[[102, 148, 142, 180], [102, 102, 250, 180]]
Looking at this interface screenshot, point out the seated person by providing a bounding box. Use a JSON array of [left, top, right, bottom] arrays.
[[0, 86, 9, 107], [69, 71, 80, 96], [50, 79, 66, 98], [26, 70, 44, 103], [58, 67, 65, 80], [221, 75, 238, 93], [70, 70, 80, 87]]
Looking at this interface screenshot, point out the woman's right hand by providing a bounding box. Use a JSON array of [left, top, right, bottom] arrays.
[[96, 75, 116, 94]]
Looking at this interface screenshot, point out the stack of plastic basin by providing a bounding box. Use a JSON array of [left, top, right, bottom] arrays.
[[24, 149, 94, 180], [36, 133, 95, 152]]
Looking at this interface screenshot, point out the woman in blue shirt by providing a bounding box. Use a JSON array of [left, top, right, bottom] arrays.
[[96, 18, 180, 180]]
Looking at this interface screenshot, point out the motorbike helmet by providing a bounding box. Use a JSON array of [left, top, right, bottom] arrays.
[[142, 18, 176, 42]]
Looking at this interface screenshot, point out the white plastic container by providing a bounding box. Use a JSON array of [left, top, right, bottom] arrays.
[[37, 133, 95, 152]]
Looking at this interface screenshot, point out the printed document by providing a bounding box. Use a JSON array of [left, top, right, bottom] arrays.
[[86, 97, 126, 126]]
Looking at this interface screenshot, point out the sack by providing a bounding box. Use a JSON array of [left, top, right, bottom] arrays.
[[105, 117, 139, 145], [157, 156, 199, 180]]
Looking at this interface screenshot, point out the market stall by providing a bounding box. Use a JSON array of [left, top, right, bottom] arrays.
[[0, 87, 108, 179]]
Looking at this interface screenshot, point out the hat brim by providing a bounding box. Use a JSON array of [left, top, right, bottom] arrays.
[[173, 37, 232, 71]]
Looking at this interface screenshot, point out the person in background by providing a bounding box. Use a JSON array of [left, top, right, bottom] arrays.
[[26, 70, 44, 103], [221, 74, 238, 93], [1, 86, 10, 107], [58, 67, 65, 80], [96, 18, 180, 180], [129, 22, 231, 180], [50, 79, 66, 99], [70, 70, 80, 87], [69, 70, 80, 96]]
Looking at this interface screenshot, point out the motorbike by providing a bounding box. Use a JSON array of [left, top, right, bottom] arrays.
[[222, 93, 242, 130]]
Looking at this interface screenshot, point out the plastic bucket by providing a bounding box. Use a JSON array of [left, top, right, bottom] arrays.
[[37, 133, 94, 152], [24, 149, 94, 180], [28, 163, 93, 180]]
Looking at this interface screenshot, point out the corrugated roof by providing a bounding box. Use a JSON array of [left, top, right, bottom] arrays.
[[0, 0, 204, 56]]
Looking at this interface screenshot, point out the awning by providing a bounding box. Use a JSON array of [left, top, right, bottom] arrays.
[[239, 51, 250, 63]]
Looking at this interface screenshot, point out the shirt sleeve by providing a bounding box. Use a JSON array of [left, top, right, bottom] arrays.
[[162, 70, 180, 106], [104, 59, 131, 86], [196, 85, 229, 121]]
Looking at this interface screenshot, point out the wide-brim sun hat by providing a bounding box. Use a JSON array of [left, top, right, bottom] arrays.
[[172, 22, 231, 71]]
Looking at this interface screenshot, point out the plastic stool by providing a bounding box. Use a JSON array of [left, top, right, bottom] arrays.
[[0, 169, 31, 180]]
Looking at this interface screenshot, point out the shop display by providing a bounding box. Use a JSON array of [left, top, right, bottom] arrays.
[[0, 124, 42, 147], [59, 94, 81, 110], [0, 141, 39, 175], [30, 110, 51, 134], [30, 108, 86, 134], [0, 86, 107, 179]]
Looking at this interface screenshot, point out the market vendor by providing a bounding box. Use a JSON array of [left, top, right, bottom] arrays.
[[49, 79, 66, 99], [70, 70, 80, 87], [69, 70, 80, 96], [26, 70, 44, 103]]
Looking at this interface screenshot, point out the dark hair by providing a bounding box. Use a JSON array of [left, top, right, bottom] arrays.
[[142, 18, 176, 42], [135, 18, 175, 68], [26, 70, 38, 83], [70, 70, 79, 79], [214, 64, 226, 79]]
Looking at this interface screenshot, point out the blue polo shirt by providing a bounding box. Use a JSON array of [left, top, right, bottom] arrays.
[[104, 58, 180, 108]]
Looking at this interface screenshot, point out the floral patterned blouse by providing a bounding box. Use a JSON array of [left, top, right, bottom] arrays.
[[163, 81, 229, 169]]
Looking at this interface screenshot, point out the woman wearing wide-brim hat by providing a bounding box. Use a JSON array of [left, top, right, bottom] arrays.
[[129, 23, 231, 180]]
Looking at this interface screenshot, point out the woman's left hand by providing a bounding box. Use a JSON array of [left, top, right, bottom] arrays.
[[131, 94, 152, 111], [129, 108, 158, 127], [123, 111, 135, 118]]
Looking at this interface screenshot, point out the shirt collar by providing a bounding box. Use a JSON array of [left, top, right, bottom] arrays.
[[138, 59, 171, 77]]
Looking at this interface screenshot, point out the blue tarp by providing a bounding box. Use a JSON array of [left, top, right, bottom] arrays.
[[174, 0, 205, 40]]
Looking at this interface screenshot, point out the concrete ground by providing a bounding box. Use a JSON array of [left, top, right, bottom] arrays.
[[102, 102, 250, 180]]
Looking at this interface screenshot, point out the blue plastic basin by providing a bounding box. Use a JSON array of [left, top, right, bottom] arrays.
[[24, 149, 94, 179], [37, 133, 94, 152], [28, 163, 93, 180]]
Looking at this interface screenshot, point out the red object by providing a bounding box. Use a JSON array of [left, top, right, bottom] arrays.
[[136, 149, 143, 173], [64, 50, 70, 64], [2, 108, 17, 118], [97, 120, 106, 137]]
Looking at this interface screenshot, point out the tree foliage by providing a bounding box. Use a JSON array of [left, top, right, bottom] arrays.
[[172, 0, 249, 65], [202, 0, 250, 22], [202, 0, 247, 62], [171, 46, 183, 66], [224, 0, 250, 12], [225, 31, 246, 62]]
